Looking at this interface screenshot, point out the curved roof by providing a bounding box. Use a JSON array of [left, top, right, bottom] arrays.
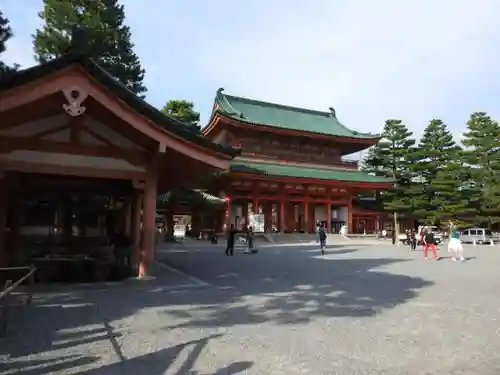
[[0, 54, 237, 158], [211, 88, 380, 140], [230, 160, 392, 185]]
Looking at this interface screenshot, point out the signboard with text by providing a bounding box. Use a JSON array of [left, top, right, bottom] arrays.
[[248, 213, 265, 233]]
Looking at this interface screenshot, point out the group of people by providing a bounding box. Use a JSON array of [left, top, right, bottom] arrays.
[[404, 228, 465, 261]]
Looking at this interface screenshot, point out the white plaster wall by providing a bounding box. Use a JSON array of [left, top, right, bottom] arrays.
[[230, 204, 243, 227], [315, 206, 326, 222], [338, 206, 349, 223]]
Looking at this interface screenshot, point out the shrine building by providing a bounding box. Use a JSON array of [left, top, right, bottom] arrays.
[[0, 54, 235, 278], [203, 89, 392, 234]]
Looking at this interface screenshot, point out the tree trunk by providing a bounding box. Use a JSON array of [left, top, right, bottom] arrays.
[[392, 211, 398, 245]]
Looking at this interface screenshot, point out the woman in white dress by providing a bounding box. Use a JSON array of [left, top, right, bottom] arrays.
[[448, 229, 464, 261]]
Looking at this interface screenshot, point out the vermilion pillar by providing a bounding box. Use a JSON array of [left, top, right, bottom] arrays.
[[0, 173, 7, 267], [224, 196, 231, 229], [242, 201, 248, 227], [139, 153, 158, 278], [304, 201, 309, 233], [326, 201, 332, 233], [348, 198, 353, 234], [131, 190, 143, 269], [279, 199, 285, 232], [252, 197, 259, 214]]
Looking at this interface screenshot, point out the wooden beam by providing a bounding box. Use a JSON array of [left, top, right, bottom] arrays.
[[0, 135, 149, 167], [1, 160, 147, 181]]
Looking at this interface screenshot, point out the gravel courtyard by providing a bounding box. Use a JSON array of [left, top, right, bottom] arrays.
[[2, 242, 500, 375]]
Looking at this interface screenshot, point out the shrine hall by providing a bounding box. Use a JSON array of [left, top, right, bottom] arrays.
[[0, 53, 236, 278], [203, 89, 392, 234]]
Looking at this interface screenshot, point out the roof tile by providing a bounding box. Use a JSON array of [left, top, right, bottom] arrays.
[[215, 89, 379, 140], [230, 161, 391, 184]]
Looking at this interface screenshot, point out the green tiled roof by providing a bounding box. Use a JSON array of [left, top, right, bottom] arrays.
[[213, 88, 380, 140], [230, 161, 392, 184]]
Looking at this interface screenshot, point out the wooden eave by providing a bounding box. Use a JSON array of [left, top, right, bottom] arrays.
[[0, 54, 237, 170], [229, 171, 393, 190]]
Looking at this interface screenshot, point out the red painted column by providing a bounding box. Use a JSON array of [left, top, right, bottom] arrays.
[[253, 197, 259, 215], [242, 201, 248, 228], [348, 197, 353, 234], [0, 173, 7, 267], [139, 154, 158, 278], [224, 197, 231, 229], [131, 190, 143, 269], [279, 199, 285, 232], [304, 201, 309, 233], [326, 201, 332, 234]]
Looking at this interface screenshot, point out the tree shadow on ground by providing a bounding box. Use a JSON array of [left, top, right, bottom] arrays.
[[1, 333, 252, 375], [1, 244, 432, 372]]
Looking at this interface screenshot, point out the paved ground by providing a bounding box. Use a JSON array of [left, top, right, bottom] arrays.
[[2, 242, 500, 374]]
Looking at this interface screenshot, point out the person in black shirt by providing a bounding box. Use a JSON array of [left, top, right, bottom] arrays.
[[410, 229, 417, 250], [423, 230, 439, 260], [225, 224, 238, 256], [318, 223, 327, 255]]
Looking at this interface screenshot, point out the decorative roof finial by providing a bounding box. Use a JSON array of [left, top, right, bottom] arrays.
[[217, 88, 225, 94], [328, 107, 336, 117]]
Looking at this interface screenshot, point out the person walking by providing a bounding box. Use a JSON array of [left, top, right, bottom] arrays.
[[419, 228, 426, 250], [423, 229, 439, 260], [225, 224, 238, 256], [448, 228, 465, 261], [318, 223, 327, 255], [243, 226, 254, 254], [410, 229, 417, 251]]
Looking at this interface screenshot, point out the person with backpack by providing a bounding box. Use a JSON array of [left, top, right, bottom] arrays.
[[318, 223, 327, 255]]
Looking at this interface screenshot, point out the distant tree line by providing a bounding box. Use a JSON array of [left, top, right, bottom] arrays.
[[362, 113, 500, 231]]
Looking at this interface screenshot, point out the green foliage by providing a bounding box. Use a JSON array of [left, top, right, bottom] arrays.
[[362, 119, 416, 215], [161, 100, 201, 129], [33, 0, 146, 96], [0, 10, 19, 75], [461, 112, 500, 227], [431, 155, 476, 228], [407, 119, 464, 224]]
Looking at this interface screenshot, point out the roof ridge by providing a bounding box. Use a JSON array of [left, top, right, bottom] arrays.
[[221, 90, 332, 117], [217, 89, 379, 138]]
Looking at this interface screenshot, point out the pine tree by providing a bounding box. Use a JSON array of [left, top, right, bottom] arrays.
[[461, 112, 500, 228], [431, 151, 475, 228], [363, 119, 416, 242], [0, 10, 18, 75], [33, 0, 146, 96], [161, 100, 201, 130], [407, 119, 462, 224]]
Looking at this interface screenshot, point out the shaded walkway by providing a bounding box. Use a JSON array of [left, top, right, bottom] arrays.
[[1, 245, 436, 374]]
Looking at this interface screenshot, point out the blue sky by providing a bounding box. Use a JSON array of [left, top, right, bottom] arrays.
[[3, 0, 500, 149]]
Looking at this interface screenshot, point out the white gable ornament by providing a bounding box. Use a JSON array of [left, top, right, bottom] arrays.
[[62, 87, 88, 116]]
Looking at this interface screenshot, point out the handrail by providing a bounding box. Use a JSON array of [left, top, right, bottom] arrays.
[[0, 266, 36, 300], [0, 265, 37, 336]]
